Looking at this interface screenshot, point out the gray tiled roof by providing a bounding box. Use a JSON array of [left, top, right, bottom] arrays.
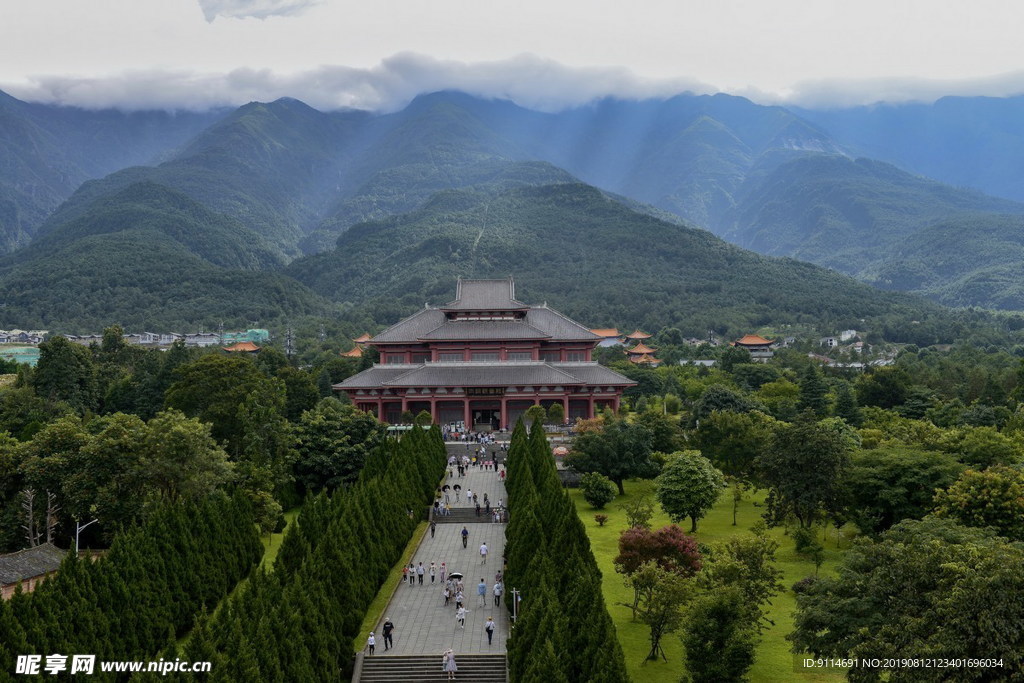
[[0, 543, 65, 585], [334, 362, 636, 390], [418, 320, 550, 340], [524, 307, 600, 341], [443, 278, 526, 311], [371, 305, 598, 344], [370, 308, 446, 344], [551, 363, 638, 385]]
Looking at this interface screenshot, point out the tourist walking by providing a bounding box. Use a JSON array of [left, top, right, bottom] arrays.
[[484, 617, 496, 646], [461, 526, 469, 548], [455, 590, 464, 609], [479, 542, 488, 565], [382, 618, 394, 651], [408, 563, 416, 588], [430, 562, 437, 583], [430, 520, 436, 538], [440, 562, 446, 583], [366, 632, 375, 656], [442, 648, 458, 680], [456, 606, 467, 628], [493, 581, 503, 607], [417, 562, 425, 585], [477, 578, 487, 607], [402, 565, 409, 583]]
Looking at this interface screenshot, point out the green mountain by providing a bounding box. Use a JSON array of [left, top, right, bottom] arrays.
[[0, 89, 223, 253], [792, 96, 1024, 204], [722, 155, 1024, 274], [286, 182, 954, 342], [0, 181, 331, 331], [861, 213, 1024, 310]]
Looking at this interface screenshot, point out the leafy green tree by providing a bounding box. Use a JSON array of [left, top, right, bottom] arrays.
[[855, 367, 910, 409], [797, 365, 829, 417], [731, 363, 781, 391], [791, 518, 1024, 675], [663, 393, 681, 415], [164, 354, 269, 453], [565, 420, 657, 495], [619, 496, 655, 529], [692, 384, 761, 425], [933, 465, 1024, 542], [634, 410, 681, 453], [524, 404, 546, 425], [275, 366, 320, 422], [841, 447, 963, 535], [294, 398, 384, 491], [237, 380, 295, 494], [142, 409, 234, 504], [719, 345, 752, 373], [682, 588, 756, 683], [32, 336, 97, 414], [631, 561, 691, 661], [944, 425, 1022, 467], [655, 450, 724, 532], [757, 417, 854, 528], [546, 402, 565, 425], [697, 524, 784, 632], [692, 409, 776, 479], [833, 381, 862, 426], [579, 472, 617, 509], [414, 410, 432, 426]]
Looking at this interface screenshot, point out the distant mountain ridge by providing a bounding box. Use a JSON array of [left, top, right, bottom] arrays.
[[7, 88, 1024, 311]]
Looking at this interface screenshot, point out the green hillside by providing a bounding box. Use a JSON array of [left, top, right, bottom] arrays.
[[0, 182, 331, 331], [287, 182, 950, 339]]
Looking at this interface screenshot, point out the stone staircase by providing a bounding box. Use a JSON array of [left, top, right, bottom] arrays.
[[355, 653, 507, 682]]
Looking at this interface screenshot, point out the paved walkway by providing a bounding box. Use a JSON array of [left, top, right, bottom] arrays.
[[371, 445, 509, 656]]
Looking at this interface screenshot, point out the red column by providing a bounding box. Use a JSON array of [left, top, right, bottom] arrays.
[[401, 395, 408, 417], [463, 400, 471, 430], [429, 397, 437, 424], [561, 395, 569, 425], [588, 396, 595, 419], [613, 395, 620, 415], [378, 400, 386, 422], [501, 397, 508, 430]]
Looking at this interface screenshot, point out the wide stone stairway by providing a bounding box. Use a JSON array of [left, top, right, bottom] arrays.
[[357, 653, 507, 682]]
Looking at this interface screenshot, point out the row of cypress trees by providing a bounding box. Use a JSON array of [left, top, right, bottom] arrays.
[[180, 425, 447, 681], [505, 421, 630, 682], [0, 494, 261, 681]]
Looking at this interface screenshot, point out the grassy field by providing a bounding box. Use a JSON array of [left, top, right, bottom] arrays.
[[570, 480, 851, 683], [259, 506, 302, 570]]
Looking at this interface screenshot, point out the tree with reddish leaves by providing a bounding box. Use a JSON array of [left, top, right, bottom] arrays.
[[614, 524, 701, 617]]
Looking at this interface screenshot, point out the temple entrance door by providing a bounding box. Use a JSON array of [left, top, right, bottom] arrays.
[[469, 400, 501, 432]]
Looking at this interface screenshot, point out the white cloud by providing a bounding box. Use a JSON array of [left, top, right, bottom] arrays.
[[197, 0, 322, 22], [2, 53, 713, 113], [782, 71, 1024, 109]]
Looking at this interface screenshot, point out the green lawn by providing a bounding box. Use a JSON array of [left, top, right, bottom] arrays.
[[259, 506, 302, 570], [570, 480, 851, 683]]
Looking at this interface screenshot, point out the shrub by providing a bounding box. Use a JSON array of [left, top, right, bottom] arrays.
[[595, 514, 609, 527], [580, 472, 617, 509]]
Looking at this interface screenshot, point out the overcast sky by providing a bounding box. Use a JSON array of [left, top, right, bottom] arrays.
[[3, 0, 1024, 111]]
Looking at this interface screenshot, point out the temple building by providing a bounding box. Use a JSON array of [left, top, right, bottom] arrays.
[[335, 278, 636, 428], [625, 341, 662, 367], [732, 334, 775, 362]]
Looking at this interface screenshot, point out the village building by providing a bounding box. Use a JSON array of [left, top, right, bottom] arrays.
[[623, 329, 652, 342], [335, 278, 636, 428], [0, 543, 65, 599], [732, 334, 775, 362]]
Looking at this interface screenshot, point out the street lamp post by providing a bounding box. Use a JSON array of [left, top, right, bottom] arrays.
[[75, 518, 98, 555]]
